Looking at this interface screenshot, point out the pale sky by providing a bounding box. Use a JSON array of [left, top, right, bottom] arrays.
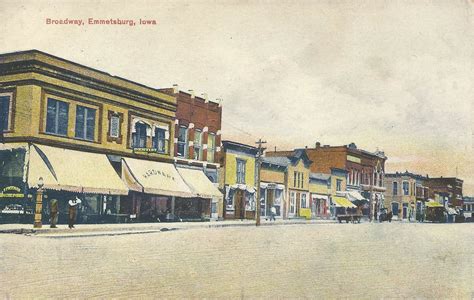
[[1, 0, 473, 193]]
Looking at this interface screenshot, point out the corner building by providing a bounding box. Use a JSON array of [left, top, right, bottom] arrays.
[[0, 50, 218, 224]]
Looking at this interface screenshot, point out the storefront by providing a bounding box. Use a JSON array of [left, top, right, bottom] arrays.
[[27, 144, 129, 225], [121, 157, 218, 222], [346, 190, 369, 217], [311, 194, 329, 218], [259, 182, 284, 219], [0, 144, 31, 224], [177, 167, 223, 221], [331, 196, 357, 217], [224, 184, 256, 220]]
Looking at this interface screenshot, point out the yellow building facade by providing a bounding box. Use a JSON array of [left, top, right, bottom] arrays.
[[221, 141, 258, 219], [1, 50, 176, 160], [0, 50, 222, 225]]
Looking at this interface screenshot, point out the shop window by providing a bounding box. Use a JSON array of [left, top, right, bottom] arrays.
[[236, 159, 246, 184], [153, 127, 166, 153], [290, 192, 296, 214], [402, 181, 409, 195], [393, 182, 398, 196], [207, 133, 216, 163], [301, 193, 307, 208], [177, 126, 188, 157], [336, 179, 342, 191], [193, 129, 202, 160], [46, 98, 69, 136], [75, 105, 96, 141], [0, 94, 11, 132], [132, 122, 148, 148]]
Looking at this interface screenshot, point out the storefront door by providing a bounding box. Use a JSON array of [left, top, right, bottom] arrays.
[[234, 190, 245, 219], [402, 203, 408, 219], [266, 189, 274, 216]]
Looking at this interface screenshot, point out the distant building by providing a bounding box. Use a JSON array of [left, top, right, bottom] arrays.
[[309, 173, 331, 218], [260, 157, 287, 219], [424, 177, 463, 207], [384, 171, 429, 221], [265, 149, 312, 219], [462, 196, 474, 221], [301, 143, 387, 220]]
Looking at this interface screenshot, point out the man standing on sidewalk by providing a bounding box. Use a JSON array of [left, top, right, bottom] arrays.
[[68, 197, 81, 229], [270, 206, 276, 221], [49, 198, 58, 228]]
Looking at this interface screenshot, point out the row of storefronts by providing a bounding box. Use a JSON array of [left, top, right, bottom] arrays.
[[0, 143, 222, 224]]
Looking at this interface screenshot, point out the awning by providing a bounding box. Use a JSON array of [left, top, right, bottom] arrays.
[[332, 196, 357, 208], [426, 201, 444, 208], [229, 184, 255, 193], [177, 167, 223, 199], [28, 144, 128, 195], [311, 194, 329, 201], [122, 157, 194, 198], [346, 191, 367, 202]]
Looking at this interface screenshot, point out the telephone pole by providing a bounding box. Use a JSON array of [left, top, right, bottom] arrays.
[[255, 138, 266, 226]]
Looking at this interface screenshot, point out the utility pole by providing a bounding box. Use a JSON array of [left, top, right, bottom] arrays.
[[255, 138, 266, 226]]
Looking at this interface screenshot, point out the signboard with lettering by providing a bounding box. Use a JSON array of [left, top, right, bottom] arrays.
[[133, 148, 158, 153], [347, 155, 361, 164], [0, 185, 24, 198]]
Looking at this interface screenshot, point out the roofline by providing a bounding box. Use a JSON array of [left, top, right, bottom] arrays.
[[0, 49, 170, 96], [222, 140, 258, 152]]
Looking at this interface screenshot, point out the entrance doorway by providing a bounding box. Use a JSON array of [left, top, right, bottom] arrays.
[[234, 190, 245, 219]]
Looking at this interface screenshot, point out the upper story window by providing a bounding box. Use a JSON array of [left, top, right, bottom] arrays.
[[402, 181, 409, 196], [132, 122, 148, 148], [0, 93, 12, 132], [75, 105, 96, 141], [193, 129, 202, 160], [236, 159, 246, 184], [336, 179, 342, 191], [152, 127, 166, 153], [177, 126, 188, 158], [393, 182, 398, 196], [207, 133, 216, 163], [46, 98, 69, 136]]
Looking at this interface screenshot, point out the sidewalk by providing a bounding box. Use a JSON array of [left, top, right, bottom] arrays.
[[0, 218, 338, 238]]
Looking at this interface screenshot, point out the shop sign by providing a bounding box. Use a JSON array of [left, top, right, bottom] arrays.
[[0, 186, 24, 198], [142, 169, 176, 181], [347, 155, 361, 164], [133, 148, 158, 153]]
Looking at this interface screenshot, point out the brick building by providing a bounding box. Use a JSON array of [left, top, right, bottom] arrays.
[[302, 142, 387, 220], [158, 85, 223, 219], [424, 177, 463, 207]]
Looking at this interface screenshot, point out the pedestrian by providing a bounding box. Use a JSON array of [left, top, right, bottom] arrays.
[[270, 206, 276, 221], [49, 198, 58, 228], [68, 197, 82, 229]]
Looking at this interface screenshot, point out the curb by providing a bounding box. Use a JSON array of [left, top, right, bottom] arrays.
[[0, 220, 339, 237]]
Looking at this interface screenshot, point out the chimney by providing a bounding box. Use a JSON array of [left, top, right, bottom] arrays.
[[201, 93, 209, 103], [274, 146, 277, 152], [188, 90, 195, 98], [315, 142, 321, 148], [305, 145, 308, 149], [172, 84, 179, 94]]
